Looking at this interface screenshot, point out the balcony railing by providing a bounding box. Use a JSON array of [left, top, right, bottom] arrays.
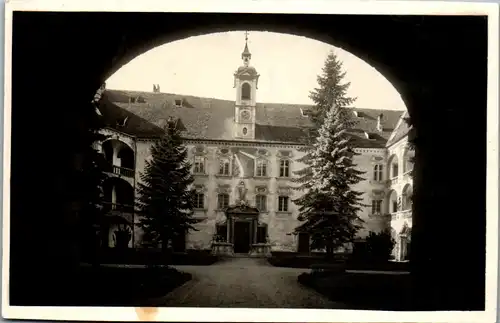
[[403, 170, 413, 182], [102, 202, 135, 213], [401, 209, 412, 219], [390, 210, 412, 221], [113, 165, 135, 178], [388, 177, 398, 186], [104, 163, 135, 178]]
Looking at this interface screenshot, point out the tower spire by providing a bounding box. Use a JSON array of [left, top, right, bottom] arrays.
[[241, 31, 251, 66]]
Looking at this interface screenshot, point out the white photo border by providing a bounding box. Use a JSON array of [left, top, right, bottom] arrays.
[[2, 1, 499, 322]]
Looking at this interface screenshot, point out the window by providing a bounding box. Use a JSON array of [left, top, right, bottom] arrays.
[[193, 156, 205, 174], [372, 200, 382, 214], [257, 226, 267, 243], [219, 158, 231, 175], [256, 195, 267, 212], [279, 159, 290, 177], [241, 83, 251, 100], [373, 164, 383, 181], [391, 163, 399, 178], [256, 160, 267, 177], [242, 127, 248, 135], [392, 200, 398, 213], [194, 193, 204, 209], [217, 193, 230, 209], [278, 196, 289, 212], [174, 99, 183, 107]]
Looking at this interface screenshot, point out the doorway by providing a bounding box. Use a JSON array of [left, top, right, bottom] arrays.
[[233, 221, 251, 253], [297, 232, 310, 254], [172, 231, 186, 253]]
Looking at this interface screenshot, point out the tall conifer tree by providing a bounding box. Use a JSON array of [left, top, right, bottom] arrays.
[[293, 51, 365, 257], [136, 117, 198, 255], [293, 50, 356, 189]]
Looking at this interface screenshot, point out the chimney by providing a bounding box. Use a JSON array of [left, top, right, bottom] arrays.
[[377, 113, 384, 132]]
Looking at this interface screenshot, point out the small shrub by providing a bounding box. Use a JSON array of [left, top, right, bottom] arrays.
[[297, 272, 312, 285], [365, 229, 395, 263]]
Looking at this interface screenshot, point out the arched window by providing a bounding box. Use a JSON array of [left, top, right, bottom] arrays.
[[403, 147, 414, 174], [389, 190, 398, 213], [241, 83, 251, 100], [388, 154, 399, 179], [402, 184, 413, 211]]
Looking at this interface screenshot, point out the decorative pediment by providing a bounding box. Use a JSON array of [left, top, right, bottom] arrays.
[[371, 155, 384, 163], [255, 185, 268, 194], [217, 148, 231, 157], [277, 186, 292, 196], [257, 149, 269, 157], [371, 189, 386, 199], [192, 145, 207, 156], [226, 204, 260, 215], [194, 184, 207, 193], [216, 184, 232, 194], [277, 150, 293, 158]]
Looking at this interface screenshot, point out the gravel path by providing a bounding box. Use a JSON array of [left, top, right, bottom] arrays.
[[146, 257, 348, 309]]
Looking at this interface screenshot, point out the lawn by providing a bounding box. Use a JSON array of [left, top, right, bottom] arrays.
[[298, 271, 414, 310], [69, 265, 192, 306]]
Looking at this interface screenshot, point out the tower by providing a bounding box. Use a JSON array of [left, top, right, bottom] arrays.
[[233, 31, 260, 139]]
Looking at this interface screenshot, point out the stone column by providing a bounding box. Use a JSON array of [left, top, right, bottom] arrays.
[[226, 215, 231, 243], [253, 219, 258, 244]]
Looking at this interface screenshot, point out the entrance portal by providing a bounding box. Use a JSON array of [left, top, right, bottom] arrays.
[[234, 221, 251, 253], [297, 232, 310, 254]]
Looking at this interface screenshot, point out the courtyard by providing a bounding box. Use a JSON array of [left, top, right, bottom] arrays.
[[139, 257, 347, 309]]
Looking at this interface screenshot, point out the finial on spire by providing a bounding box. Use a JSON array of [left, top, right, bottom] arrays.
[[241, 31, 251, 66]]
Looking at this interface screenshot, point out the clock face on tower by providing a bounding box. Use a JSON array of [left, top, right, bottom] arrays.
[[240, 110, 251, 121]]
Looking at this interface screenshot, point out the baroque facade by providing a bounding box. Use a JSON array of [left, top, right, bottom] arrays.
[[95, 39, 413, 261]]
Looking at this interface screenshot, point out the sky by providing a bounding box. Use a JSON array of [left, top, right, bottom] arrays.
[[106, 31, 406, 111]]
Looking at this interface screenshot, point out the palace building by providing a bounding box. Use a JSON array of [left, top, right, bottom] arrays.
[[95, 37, 414, 261]]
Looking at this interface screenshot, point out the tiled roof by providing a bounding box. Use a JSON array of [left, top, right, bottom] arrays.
[[99, 89, 405, 147], [386, 110, 412, 147], [98, 92, 165, 137]]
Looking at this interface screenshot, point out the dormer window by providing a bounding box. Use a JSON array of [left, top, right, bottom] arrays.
[[364, 132, 376, 140], [300, 108, 311, 117], [129, 96, 144, 104], [353, 111, 359, 117], [174, 99, 183, 107]]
